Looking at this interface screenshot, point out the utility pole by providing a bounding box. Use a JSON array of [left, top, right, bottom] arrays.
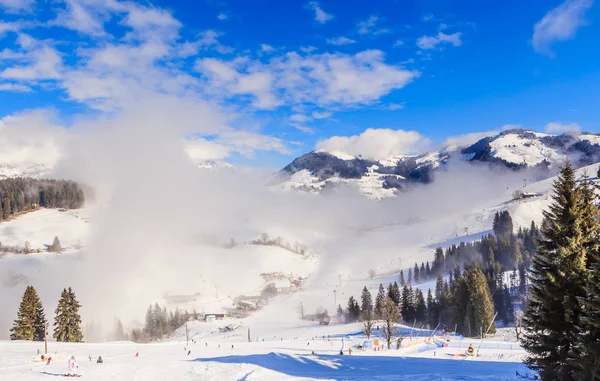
[[44, 320, 48, 354], [248, 328, 251, 342], [185, 322, 189, 343]]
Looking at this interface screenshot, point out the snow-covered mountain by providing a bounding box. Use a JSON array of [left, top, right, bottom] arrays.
[[462, 129, 600, 168], [278, 129, 600, 199]]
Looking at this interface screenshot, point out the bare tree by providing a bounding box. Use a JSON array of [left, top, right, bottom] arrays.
[[361, 310, 375, 339], [380, 297, 401, 348], [368, 269, 376, 279]]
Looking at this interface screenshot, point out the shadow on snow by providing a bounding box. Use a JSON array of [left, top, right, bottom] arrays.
[[192, 352, 528, 380]]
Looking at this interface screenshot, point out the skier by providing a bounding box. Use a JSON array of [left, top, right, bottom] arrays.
[[466, 343, 475, 356], [97, 356, 103, 364], [67, 355, 78, 376]]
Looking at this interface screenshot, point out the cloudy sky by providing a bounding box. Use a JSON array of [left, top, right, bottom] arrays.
[[0, 0, 598, 167]]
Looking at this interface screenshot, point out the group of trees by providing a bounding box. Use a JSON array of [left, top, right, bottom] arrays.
[[10, 285, 83, 343], [398, 261, 434, 287], [522, 162, 600, 380], [128, 304, 199, 343], [340, 262, 497, 342], [0, 178, 85, 221]]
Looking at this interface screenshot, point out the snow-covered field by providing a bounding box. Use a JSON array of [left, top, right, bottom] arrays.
[[0, 317, 530, 381]]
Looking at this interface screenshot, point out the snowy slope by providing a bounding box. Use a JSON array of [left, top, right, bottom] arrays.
[[0, 208, 91, 251]]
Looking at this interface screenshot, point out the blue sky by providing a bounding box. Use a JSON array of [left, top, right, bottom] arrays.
[[0, 0, 598, 167]]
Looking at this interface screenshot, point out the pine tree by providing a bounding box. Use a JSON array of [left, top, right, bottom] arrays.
[[336, 304, 344, 317], [360, 286, 373, 313], [374, 284, 386, 318], [433, 247, 445, 274], [53, 288, 83, 342], [114, 319, 126, 341], [10, 286, 45, 341], [413, 263, 420, 283], [467, 265, 496, 337], [346, 296, 360, 322], [425, 261, 432, 279], [426, 288, 437, 328], [580, 260, 600, 379], [390, 282, 401, 306], [420, 262, 426, 280], [414, 289, 427, 324], [49, 236, 62, 252], [408, 268, 413, 285], [523, 162, 598, 380], [399, 269, 405, 287]]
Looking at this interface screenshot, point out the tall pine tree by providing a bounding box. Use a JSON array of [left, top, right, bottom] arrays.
[[53, 287, 83, 342], [523, 162, 598, 380], [374, 284, 386, 318], [10, 286, 45, 341], [360, 286, 373, 313]]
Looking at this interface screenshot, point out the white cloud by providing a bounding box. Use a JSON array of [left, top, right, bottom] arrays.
[[216, 129, 290, 156], [217, 13, 228, 21], [422, 14, 434, 22], [0, 21, 21, 37], [51, 0, 107, 36], [312, 111, 332, 119], [300, 46, 317, 53], [326, 36, 356, 45], [0, 0, 35, 13], [290, 114, 312, 122], [260, 44, 275, 53], [316, 128, 430, 160], [393, 39, 404, 47], [544, 122, 581, 134], [197, 50, 418, 110], [185, 138, 231, 161], [0, 45, 62, 80], [0, 83, 32, 92], [357, 16, 390, 36], [417, 31, 462, 49], [532, 0, 593, 55], [306, 1, 334, 24], [443, 131, 500, 150], [0, 109, 67, 167], [196, 58, 281, 109]]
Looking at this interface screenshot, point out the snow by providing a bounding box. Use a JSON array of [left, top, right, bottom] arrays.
[[0, 315, 530, 381], [0, 208, 91, 251], [579, 134, 600, 146], [490, 133, 564, 166], [318, 150, 356, 161]]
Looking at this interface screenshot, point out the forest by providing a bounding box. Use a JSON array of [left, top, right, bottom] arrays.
[[0, 178, 85, 221]]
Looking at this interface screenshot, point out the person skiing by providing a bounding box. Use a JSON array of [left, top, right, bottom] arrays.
[[467, 343, 475, 356], [67, 355, 78, 376], [97, 356, 103, 364]]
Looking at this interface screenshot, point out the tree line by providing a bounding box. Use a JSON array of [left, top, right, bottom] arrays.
[[522, 162, 600, 380], [0, 178, 85, 221], [126, 304, 200, 343], [10, 285, 83, 343]]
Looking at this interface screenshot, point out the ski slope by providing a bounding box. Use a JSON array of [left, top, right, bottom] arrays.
[[0, 319, 529, 381]]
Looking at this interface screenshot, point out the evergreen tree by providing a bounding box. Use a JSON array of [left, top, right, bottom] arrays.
[[374, 284, 386, 318], [53, 287, 83, 342], [360, 286, 373, 313], [9, 286, 45, 341], [420, 262, 426, 280], [433, 247, 444, 274], [580, 259, 600, 379], [413, 263, 420, 283], [336, 304, 344, 317], [408, 268, 413, 285], [426, 288, 437, 328], [425, 261, 432, 279], [399, 269, 405, 287], [390, 282, 401, 306], [467, 265, 496, 337], [414, 289, 427, 324], [346, 296, 360, 322], [49, 236, 62, 252], [114, 319, 126, 341], [523, 162, 598, 380]]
